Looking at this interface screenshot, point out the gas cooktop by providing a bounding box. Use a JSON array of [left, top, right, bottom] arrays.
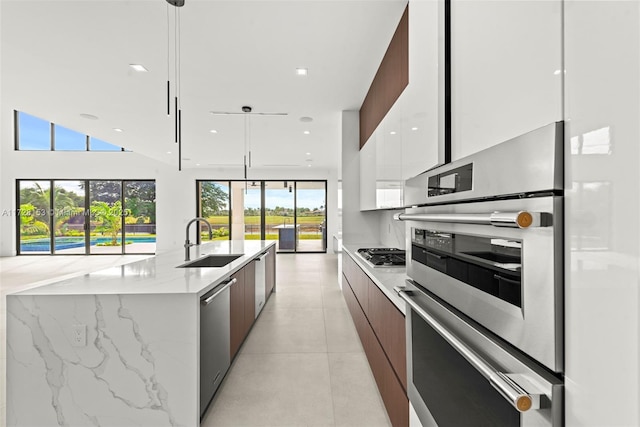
[[357, 248, 406, 267]]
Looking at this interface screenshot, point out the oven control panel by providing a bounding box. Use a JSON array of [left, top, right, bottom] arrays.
[[427, 163, 473, 197]]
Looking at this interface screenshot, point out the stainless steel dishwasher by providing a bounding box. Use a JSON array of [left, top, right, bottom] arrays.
[[200, 277, 234, 417]]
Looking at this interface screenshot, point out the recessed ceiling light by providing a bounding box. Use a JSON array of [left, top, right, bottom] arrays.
[[306, 152, 311, 156], [554, 69, 562, 75], [296, 68, 308, 76], [411, 127, 418, 131], [167, 151, 172, 154], [80, 113, 98, 120], [390, 131, 397, 135], [307, 164, 312, 167], [209, 129, 218, 134], [113, 128, 123, 132], [196, 163, 201, 166], [303, 131, 310, 135], [300, 116, 313, 123], [129, 64, 148, 72]]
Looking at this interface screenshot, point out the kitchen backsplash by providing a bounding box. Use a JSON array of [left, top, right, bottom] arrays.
[[379, 209, 406, 249]]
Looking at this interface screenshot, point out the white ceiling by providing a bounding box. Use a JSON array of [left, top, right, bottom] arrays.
[[1, 0, 407, 172]]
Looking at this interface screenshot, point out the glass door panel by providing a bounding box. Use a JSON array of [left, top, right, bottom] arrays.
[[18, 180, 52, 254], [230, 181, 262, 241], [199, 181, 230, 241], [124, 181, 156, 254], [90, 181, 123, 254], [295, 181, 327, 252], [53, 180, 86, 254], [264, 181, 296, 252]]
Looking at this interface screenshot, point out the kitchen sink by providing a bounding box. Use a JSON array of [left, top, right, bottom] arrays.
[[178, 254, 243, 268]]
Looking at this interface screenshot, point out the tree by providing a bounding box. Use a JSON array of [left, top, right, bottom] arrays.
[[20, 183, 82, 235], [124, 182, 156, 222], [19, 203, 49, 236], [83, 181, 122, 204], [91, 200, 123, 246], [201, 182, 229, 216]]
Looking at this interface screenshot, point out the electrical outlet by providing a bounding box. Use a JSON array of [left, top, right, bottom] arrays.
[[71, 324, 86, 347]]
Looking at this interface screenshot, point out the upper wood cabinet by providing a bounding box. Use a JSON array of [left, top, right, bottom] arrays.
[[450, 0, 563, 160], [360, 7, 409, 149], [359, 3, 443, 210]]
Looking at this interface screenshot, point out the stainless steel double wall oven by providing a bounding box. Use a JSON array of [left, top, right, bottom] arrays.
[[395, 122, 565, 426]]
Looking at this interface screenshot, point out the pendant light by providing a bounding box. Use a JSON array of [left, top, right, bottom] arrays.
[[166, 0, 184, 171]]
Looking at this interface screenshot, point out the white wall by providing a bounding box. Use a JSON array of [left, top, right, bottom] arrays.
[[564, 1, 640, 425], [340, 110, 381, 246], [379, 209, 406, 249]]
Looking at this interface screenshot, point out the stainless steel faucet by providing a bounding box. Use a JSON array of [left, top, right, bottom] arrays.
[[185, 217, 213, 261]]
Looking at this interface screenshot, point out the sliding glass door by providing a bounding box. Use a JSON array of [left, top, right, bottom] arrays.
[[53, 180, 86, 254], [17, 179, 156, 255], [18, 180, 52, 254], [265, 181, 295, 252], [295, 181, 326, 252], [197, 180, 327, 253]]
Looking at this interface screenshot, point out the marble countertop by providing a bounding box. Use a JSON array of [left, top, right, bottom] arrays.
[[342, 244, 408, 315], [10, 240, 276, 298]]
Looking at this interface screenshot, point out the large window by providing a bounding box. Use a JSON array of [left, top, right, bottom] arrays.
[[17, 180, 156, 255], [197, 180, 327, 253], [14, 110, 125, 152], [16, 112, 51, 150]]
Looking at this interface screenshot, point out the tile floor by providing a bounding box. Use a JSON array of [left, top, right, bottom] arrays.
[[201, 253, 391, 427], [1, 252, 390, 426]]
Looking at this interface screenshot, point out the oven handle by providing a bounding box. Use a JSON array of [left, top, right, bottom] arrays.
[[396, 287, 542, 413], [393, 211, 550, 228]]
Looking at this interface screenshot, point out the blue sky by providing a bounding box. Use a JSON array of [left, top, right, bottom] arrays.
[[18, 111, 121, 151]]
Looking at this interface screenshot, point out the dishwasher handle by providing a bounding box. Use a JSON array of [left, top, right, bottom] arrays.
[[201, 277, 236, 306]]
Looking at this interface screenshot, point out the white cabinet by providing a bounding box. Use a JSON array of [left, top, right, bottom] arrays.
[[450, 0, 563, 160], [359, 131, 377, 211], [376, 96, 404, 209], [403, 0, 442, 180]]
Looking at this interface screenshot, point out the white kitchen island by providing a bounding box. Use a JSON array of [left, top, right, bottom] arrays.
[[6, 240, 275, 427]]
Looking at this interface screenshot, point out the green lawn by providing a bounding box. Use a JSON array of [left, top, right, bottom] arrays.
[[206, 215, 324, 225]]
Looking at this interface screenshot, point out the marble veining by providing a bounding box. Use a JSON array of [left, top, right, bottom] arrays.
[[7, 293, 198, 426]]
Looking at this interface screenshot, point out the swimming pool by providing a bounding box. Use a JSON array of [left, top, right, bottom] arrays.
[[20, 236, 157, 252]]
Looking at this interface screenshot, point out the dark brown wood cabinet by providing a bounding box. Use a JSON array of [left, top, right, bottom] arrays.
[[368, 280, 407, 392], [342, 253, 408, 427], [342, 253, 369, 316], [359, 6, 409, 148], [230, 246, 276, 360]]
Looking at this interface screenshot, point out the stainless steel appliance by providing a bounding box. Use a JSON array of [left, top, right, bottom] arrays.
[[356, 248, 406, 267], [200, 277, 234, 417], [254, 252, 267, 317], [395, 122, 564, 426]]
